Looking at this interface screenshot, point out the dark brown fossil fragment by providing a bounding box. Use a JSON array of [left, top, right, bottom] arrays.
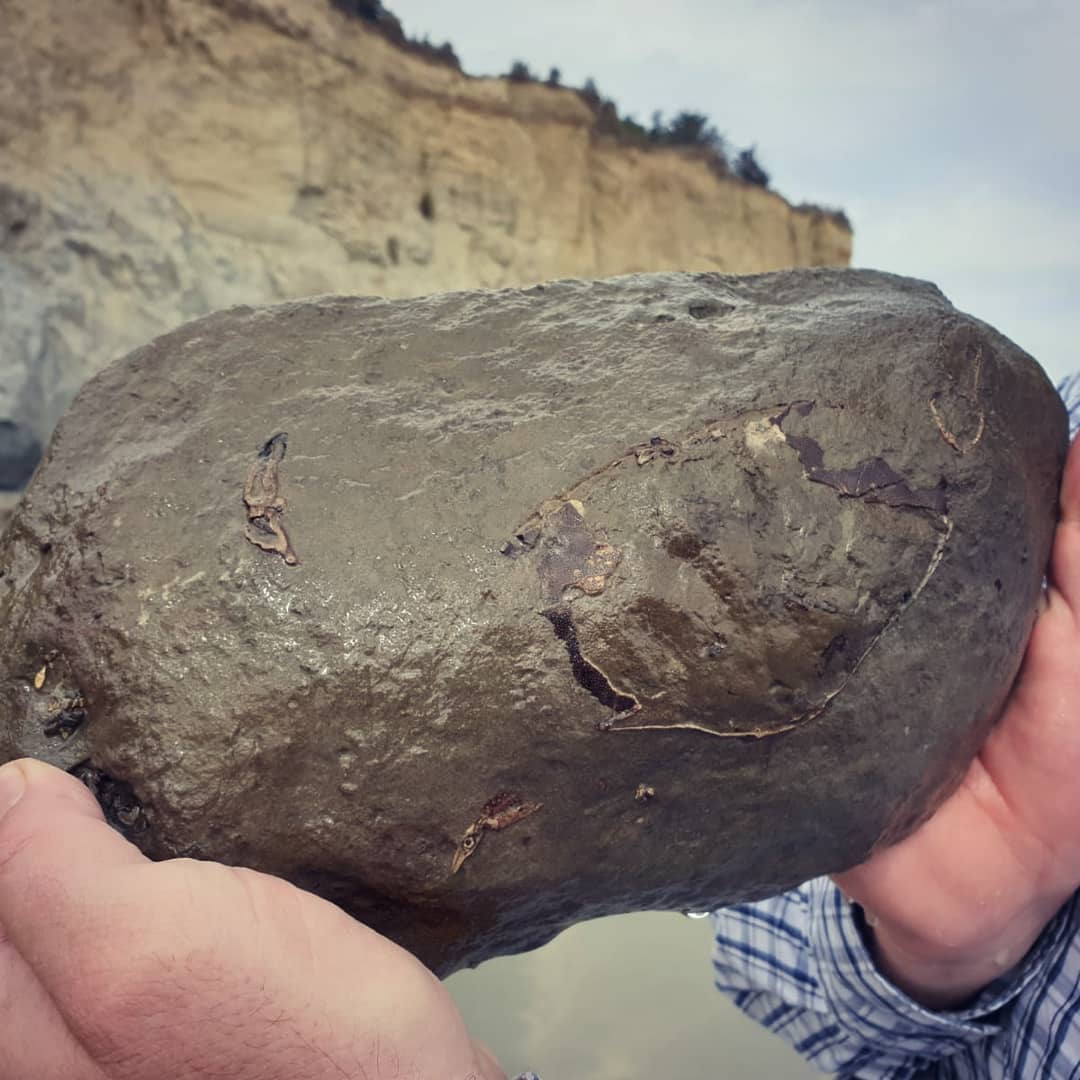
[[0, 269, 1067, 975], [244, 431, 300, 565], [451, 792, 544, 875]]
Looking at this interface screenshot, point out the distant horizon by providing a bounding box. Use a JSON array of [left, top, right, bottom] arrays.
[[389, 0, 1078, 388]]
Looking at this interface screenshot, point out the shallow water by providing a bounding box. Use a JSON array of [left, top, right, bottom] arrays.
[[447, 910, 820, 1079]]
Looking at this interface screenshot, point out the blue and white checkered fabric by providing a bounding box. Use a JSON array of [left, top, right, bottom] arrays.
[[711, 878, 1080, 1078], [1058, 373, 1079, 436]]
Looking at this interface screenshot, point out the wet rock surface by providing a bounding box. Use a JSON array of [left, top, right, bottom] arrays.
[[0, 269, 1067, 974]]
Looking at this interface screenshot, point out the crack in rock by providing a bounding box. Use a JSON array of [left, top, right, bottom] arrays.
[[543, 603, 640, 722], [930, 339, 987, 455]]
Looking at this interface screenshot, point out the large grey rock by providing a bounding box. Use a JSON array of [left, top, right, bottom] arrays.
[[0, 270, 1067, 974]]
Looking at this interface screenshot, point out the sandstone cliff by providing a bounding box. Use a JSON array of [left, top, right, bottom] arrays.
[[0, 0, 852, 498]]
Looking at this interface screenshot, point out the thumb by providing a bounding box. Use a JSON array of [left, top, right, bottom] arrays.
[[0, 756, 146, 870], [0, 756, 114, 821], [0, 758, 148, 988]]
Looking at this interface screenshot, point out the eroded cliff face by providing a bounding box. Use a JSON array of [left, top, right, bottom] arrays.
[[0, 0, 852, 487]]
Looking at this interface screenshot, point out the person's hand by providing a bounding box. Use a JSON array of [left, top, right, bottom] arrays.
[[0, 759, 505, 1080], [835, 433, 1080, 1009]]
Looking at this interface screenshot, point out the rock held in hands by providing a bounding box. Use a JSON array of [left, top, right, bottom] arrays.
[[0, 269, 1067, 973]]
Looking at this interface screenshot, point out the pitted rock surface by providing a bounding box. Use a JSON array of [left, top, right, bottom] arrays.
[[0, 269, 1067, 974]]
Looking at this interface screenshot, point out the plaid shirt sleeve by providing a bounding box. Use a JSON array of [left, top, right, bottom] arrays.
[[711, 877, 1079, 1078]]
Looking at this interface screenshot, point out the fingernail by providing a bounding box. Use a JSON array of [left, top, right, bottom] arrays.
[[0, 762, 27, 820]]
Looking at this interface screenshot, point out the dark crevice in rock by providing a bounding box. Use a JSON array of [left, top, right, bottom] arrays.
[[688, 300, 735, 319], [543, 604, 639, 718], [69, 760, 148, 839]]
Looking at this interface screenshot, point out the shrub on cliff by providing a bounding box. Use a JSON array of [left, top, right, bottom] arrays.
[[430, 41, 460, 67], [330, 0, 382, 18], [616, 114, 651, 148], [734, 147, 770, 188], [508, 60, 535, 83], [652, 111, 724, 150], [579, 77, 603, 109], [648, 110, 730, 173], [329, 0, 404, 40], [328, 0, 460, 70], [796, 202, 853, 231]]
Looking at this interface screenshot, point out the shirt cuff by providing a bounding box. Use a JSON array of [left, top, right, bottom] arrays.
[[809, 877, 1074, 1056]]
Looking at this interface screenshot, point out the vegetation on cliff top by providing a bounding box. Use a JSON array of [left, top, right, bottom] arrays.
[[329, 0, 462, 70], [329, 0, 850, 229]]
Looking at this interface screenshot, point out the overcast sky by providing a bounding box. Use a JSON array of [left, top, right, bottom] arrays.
[[392, 0, 1078, 389]]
